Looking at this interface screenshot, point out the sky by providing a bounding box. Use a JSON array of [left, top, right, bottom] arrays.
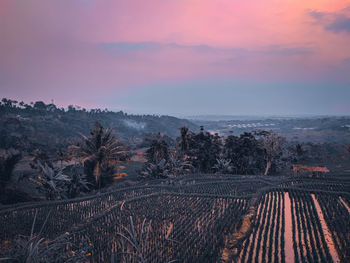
[[1, 0, 350, 116]]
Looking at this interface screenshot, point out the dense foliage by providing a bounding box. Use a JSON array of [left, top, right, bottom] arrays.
[[142, 126, 288, 178], [0, 149, 25, 204], [70, 122, 129, 189]]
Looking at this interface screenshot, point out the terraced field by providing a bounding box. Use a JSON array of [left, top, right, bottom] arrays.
[[1, 174, 349, 262]]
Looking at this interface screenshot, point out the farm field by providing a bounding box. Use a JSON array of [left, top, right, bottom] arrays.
[[1, 174, 349, 262], [2, 0, 350, 262]]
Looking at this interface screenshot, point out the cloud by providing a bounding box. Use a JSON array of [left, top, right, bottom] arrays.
[[308, 9, 350, 34], [309, 10, 326, 20], [1, 0, 349, 114], [261, 45, 314, 56], [99, 42, 231, 54], [325, 14, 350, 33], [343, 57, 350, 64], [342, 5, 350, 13], [100, 42, 163, 53], [100, 42, 313, 56]]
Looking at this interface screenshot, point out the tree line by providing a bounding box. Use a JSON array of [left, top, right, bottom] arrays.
[[141, 126, 293, 179], [0, 120, 321, 205]]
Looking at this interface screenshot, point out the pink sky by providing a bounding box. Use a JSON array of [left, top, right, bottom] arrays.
[[0, 0, 350, 114]]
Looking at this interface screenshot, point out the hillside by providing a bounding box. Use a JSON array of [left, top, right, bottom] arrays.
[[0, 99, 198, 154]]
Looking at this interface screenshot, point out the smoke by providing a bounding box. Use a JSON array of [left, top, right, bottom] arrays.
[[123, 119, 146, 130]]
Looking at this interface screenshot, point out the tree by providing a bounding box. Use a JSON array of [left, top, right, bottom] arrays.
[[0, 149, 36, 204], [67, 105, 76, 112], [63, 164, 90, 198], [140, 159, 171, 179], [0, 149, 22, 196], [177, 127, 223, 173], [30, 149, 53, 169], [30, 161, 71, 200], [145, 136, 170, 164], [214, 158, 232, 174], [178, 126, 190, 153], [141, 131, 195, 179], [33, 101, 47, 111], [141, 136, 171, 179], [69, 122, 129, 189], [167, 150, 193, 177], [224, 132, 264, 175], [255, 130, 284, 176], [1, 98, 17, 108], [288, 143, 307, 163]]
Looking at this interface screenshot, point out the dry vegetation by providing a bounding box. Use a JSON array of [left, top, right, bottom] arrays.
[[1, 174, 349, 262]]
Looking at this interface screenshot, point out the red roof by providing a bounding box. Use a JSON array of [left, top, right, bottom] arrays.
[[292, 165, 329, 172]]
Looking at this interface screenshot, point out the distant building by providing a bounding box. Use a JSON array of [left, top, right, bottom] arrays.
[[292, 165, 329, 177]]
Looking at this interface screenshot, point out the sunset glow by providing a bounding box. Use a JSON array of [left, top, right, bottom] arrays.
[[1, 0, 350, 115]]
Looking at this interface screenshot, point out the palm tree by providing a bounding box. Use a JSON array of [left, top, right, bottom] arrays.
[[145, 136, 170, 164], [178, 126, 189, 153], [214, 158, 232, 174], [30, 161, 71, 200], [70, 122, 129, 189]]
